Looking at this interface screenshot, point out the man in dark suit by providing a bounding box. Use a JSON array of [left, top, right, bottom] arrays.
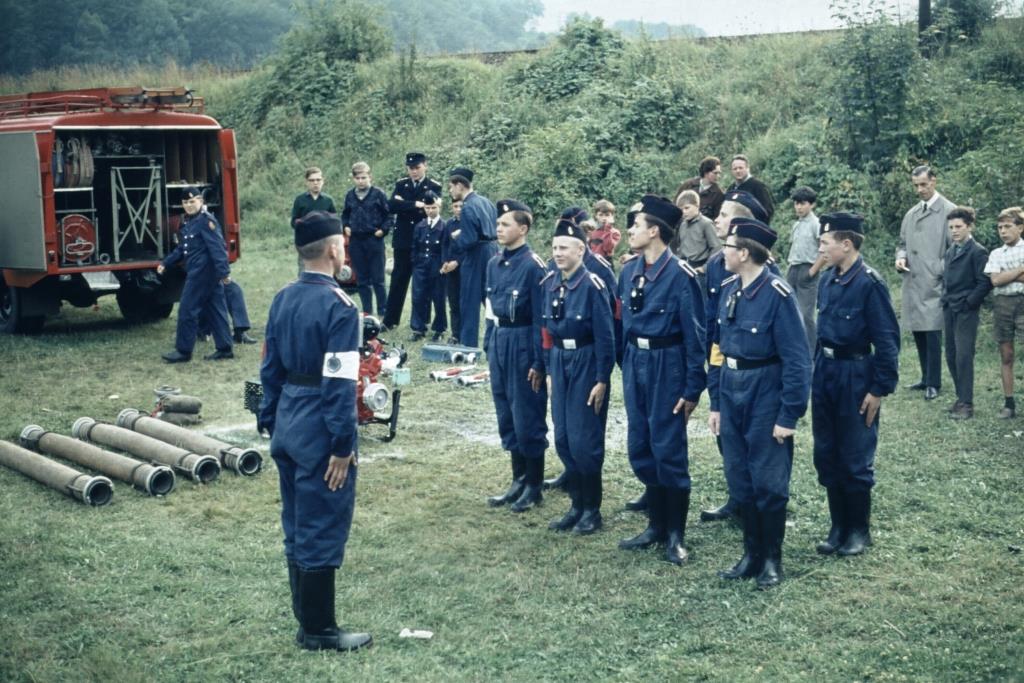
[[674, 156, 725, 220], [942, 206, 992, 418], [727, 155, 774, 223], [383, 153, 442, 330]]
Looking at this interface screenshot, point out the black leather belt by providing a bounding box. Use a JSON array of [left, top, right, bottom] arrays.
[[552, 333, 594, 350], [820, 343, 871, 360], [495, 317, 532, 328], [286, 372, 320, 387], [627, 332, 684, 350], [724, 355, 781, 370]]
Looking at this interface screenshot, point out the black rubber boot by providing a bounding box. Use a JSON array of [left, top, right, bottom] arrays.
[[624, 487, 649, 512], [619, 486, 666, 549], [573, 473, 603, 535], [837, 490, 872, 556], [663, 488, 690, 565], [298, 568, 372, 651], [548, 471, 582, 530], [288, 561, 304, 644], [510, 455, 543, 512], [700, 496, 736, 522], [816, 487, 846, 555], [756, 509, 786, 590], [543, 469, 570, 492], [488, 452, 526, 507], [717, 504, 762, 580]]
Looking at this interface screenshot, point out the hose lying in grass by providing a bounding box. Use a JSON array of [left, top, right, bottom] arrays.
[[0, 439, 113, 506]]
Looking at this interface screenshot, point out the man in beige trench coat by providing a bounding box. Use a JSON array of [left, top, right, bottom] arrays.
[[895, 165, 956, 400]]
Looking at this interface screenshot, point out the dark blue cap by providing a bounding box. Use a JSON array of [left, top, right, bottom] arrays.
[[728, 216, 777, 249], [724, 191, 768, 223], [406, 152, 426, 166], [639, 194, 682, 230], [295, 211, 343, 247], [820, 212, 864, 235], [181, 186, 203, 201], [449, 167, 474, 184], [496, 199, 531, 217], [625, 201, 643, 229], [422, 191, 440, 205], [554, 207, 588, 242]]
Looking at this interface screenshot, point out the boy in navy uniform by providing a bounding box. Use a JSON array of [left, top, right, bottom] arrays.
[[158, 186, 233, 363], [813, 212, 900, 557], [448, 167, 498, 348], [617, 194, 706, 566], [384, 153, 442, 330], [409, 192, 448, 342], [258, 211, 372, 652], [440, 198, 464, 343], [484, 200, 549, 512], [707, 216, 811, 589], [541, 213, 616, 534], [342, 161, 391, 316]]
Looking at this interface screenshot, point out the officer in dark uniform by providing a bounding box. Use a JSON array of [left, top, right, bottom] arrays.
[[410, 192, 447, 341], [707, 217, 811, 590], [384, 153, 442, 330], [813, 212, 900, 557], [158, 186, 233, 363], [484, 199, 549, 512], [617, 195, 706, 566], [448, 167, 498, 348], [541, 213, 616, 534], [258, 210, 372, 652]]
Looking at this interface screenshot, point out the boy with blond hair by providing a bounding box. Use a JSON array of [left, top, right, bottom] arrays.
[[342, 161, 391, 315], [984, 207, 1024, 418]]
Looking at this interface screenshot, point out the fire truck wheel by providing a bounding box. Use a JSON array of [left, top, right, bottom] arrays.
[[116, 287, 173, 323], [0, 275, 45, 334]]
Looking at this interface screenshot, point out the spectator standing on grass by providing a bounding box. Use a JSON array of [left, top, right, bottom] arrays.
[[811, 213, 899, 559], [895, 164, 956, 402], [589, 199, 621, 264], [258, 211, 372, 653], [291, 167, 336, 276], [786, 186, 826, 355], [726, 154, 775, 223], [671, 189, 721, 294], [984, 207, 1024, 419], [941, 207, 991, 420], [675, 155, 725, 221], [341, 161, 391, 317]]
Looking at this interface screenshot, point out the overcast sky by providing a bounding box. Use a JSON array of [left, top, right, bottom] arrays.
[[532, 0, 919, 36]]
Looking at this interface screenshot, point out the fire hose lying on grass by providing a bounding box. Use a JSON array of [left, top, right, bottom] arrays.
[[116, 408, 262, 475], [20, 425, 175, 496], [73, 417, 221, 483], [0, 439, 113, 506]]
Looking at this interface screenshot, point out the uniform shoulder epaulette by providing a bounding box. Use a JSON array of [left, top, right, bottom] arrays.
[[588, 272, 606, 289], [863, 265, 885, 285], [593, 253, 612, 269], [531, 253, 547, 269], [332, 288, 355, 307], [540, 271, 555, 285], [678, 259, 698, 278], [208, 220, 218, 230], [722, 274, 739, 286], [770, 278, 792, 297]]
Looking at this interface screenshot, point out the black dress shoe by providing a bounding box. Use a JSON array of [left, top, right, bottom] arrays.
[[924, 386, 939, 400], [161, 350, 191, 363], [204, 349, 235, 360], [431, 331, 444, 342], [409, 331, 425, 342], [234, 330, 258, 344], [907, 381, 927, 391], [548, 506, 582, 531]]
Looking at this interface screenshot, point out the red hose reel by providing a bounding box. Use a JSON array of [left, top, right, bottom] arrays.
[[61, 214, 97, 263]]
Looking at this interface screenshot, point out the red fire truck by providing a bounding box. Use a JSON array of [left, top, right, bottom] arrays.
[[0, 87, 240, 333]]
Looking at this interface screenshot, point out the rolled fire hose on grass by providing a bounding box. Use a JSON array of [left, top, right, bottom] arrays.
[[21, 425, 175, 496], [0, 439, 113, 506], [117, 408, 262, 476], [73, 417, 220, 484]]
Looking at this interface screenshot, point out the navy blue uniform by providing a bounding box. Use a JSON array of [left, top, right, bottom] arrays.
[[812, 257, 900, 493], [162, 209, 232, 356], [618, 249, 706, 490], [258, 272, 361, 569], [385, 176, 442, 328], [457, 192, 499, 347], [342, 186, 391, 315], [410, 216, 447, 334], [542, 266, 615, 477], [486, 244, 548, 459], [442, 215, 464, 338], [708, 269, 811, 512], [199, 279, 251, 337]]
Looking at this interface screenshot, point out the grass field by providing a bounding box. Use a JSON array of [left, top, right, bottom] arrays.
[[1, 234, 1022, 682]]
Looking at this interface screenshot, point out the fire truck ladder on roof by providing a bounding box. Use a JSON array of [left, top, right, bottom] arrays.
[[110, 166, 164, 262]]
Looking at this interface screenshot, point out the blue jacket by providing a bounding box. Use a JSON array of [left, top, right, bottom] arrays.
[[342, 187, 392, 237], [486, 243, 547, 373], [389, 177, 442, 250], [455, 191, 498, 251], [412, 216, 446, 273], [541, 265, 615, 384], [163, 209, 229, 280], [441, 216, 464, 264]]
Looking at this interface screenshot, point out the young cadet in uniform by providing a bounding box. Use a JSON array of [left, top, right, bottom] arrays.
[[617, 194, 706, 566], [258, 210, 371, 652], [708, 217, 811, 589], [542, 207, 621, 494], [440, 198, 464, 343], [158, 186, 233, 363], [813, 212, 900, 557], [541, 215, 615, 534], [409, 192, 447, 342], [484, 200, 549, 513], [448, 167, 498, 348], [342, 161, 391, 317], [698, 190, 774, 522], [384, 153, 442, 331]]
